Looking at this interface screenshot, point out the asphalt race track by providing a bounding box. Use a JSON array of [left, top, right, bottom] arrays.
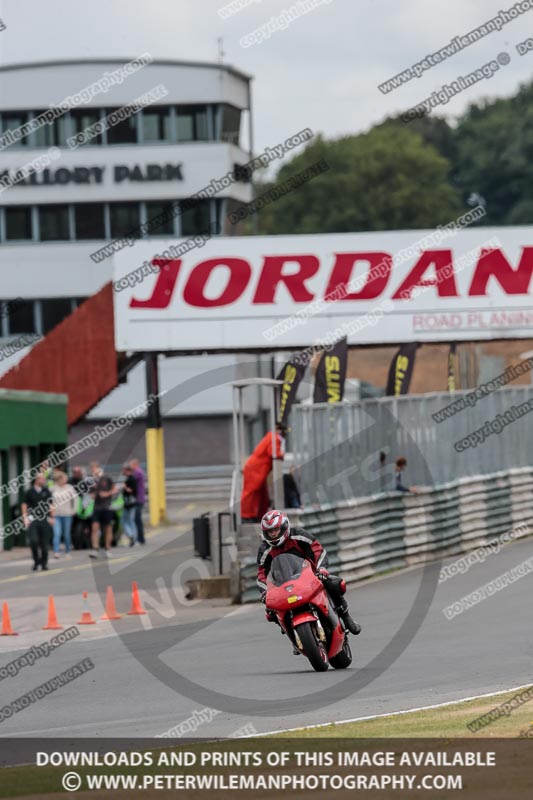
[[0, 518, 531, 741]]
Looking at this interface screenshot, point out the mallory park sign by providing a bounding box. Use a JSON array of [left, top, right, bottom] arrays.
[[0, 162, 184, 186]]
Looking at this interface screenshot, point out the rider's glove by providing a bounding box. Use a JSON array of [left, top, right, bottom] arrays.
[[317, 568, 329, 580]]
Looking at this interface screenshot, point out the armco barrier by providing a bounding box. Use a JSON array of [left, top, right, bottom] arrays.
[[235, 467, 533, 602]]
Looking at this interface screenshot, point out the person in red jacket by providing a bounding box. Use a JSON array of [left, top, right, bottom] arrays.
[[257, 510, 361, 653], [240, 424, 286, 521]]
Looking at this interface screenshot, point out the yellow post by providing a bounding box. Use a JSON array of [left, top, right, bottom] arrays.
[[146, 428, 160, 526], [144, 352, 166, 527], [156, 426, 167, 521]]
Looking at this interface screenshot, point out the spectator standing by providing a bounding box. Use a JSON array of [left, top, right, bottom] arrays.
[[395, 456, 418, 493], [89, 468, 115, 558], [87, 461, 101, 492], [69, 465, 85, 489], [21, 474, 54, 572], [51, 471, 77, 558], [40, 458, 55, 490], [130, 458, 146, 545], [121, 464, 138, 546], [70, 466, 92, 550], [283, 466, 302, 509]]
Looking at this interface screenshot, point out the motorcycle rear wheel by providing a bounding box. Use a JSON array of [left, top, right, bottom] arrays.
[[296, 622, 329, 671], [330, 636, 352, 669]]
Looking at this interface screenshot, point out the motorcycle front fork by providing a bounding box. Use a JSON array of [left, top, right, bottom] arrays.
[[281, 617, 299, 649], [285, 611, 329, 652]]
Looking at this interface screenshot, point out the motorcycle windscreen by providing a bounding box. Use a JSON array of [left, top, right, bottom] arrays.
[[268, 553, 309, 587]]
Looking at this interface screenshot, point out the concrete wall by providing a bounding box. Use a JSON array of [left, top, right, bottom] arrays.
[[69, 414, 233, 468]]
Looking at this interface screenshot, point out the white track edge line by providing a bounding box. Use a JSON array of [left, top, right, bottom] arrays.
[[252, 683, 533, 737]]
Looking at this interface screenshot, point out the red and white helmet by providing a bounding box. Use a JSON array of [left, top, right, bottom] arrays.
[[260, 510, 290, 547]]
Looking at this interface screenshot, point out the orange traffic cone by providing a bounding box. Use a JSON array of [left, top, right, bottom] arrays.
[[0, 602, 18, 636], [128, 581, 147, 616], [100, 586, 121, 620], [42, 595, 63, 631], [77, 592, 96, 625]]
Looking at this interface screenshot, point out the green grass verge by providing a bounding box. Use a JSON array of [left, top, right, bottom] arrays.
[[279, 685, 533, 738]]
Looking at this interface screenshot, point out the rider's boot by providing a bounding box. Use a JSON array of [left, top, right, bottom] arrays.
[[336, 600, 361, 635]]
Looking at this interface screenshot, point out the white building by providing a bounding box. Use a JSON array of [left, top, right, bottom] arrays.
[[0, 58, 271, 466]]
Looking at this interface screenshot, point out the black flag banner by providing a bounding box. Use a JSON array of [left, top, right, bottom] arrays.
[[385, 342, 418, 396], [277, 356, 308, 426], [448, 342, 457, 392], [313, 337, 348, 403]]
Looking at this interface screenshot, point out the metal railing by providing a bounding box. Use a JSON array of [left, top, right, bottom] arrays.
[[237, 467, 533, 601], [291, 387, 533, 506]]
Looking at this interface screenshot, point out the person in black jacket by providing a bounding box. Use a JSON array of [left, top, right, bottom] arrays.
[[283, 466, 302, 509], [395, 456, 418, 493], [121, 464, 138, 546], [21, 474, 54, 572]]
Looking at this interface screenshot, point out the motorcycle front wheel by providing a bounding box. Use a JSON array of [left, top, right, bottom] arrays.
[[296, 621, 329, 672]]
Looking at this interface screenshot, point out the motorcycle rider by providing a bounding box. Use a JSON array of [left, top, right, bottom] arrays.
[[257, 510, 361, 651]]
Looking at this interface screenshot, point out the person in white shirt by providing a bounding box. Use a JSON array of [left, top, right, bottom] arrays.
[[51, 471, 77, 558]]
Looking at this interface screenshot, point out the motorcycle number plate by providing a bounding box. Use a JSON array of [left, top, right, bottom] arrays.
[[287, 595, 300, 603]]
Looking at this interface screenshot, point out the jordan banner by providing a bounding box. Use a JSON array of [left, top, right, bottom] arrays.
[[114, 227, 533, 352], [448, 342, 457, 392], [386, 342, 418, 396], [277, 356, 307, 426], [313, 337, 348, 403]]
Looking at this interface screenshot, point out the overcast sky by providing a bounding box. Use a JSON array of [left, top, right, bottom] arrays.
[[0, 0, 532, 159]]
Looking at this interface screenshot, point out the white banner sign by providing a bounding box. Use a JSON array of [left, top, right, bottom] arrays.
[[113, 226, 533, 352]]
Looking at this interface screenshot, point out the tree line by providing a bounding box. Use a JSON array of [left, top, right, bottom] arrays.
[[253, 81, 533, 234]]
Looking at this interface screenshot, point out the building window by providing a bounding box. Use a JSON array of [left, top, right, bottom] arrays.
[[106, 108, 138, 144], [31, 110, 70, 148], [4, 207, 32, 240], [145, 201, 176, 236], [181, 198, 211, 236], [177, 105, 209, 141], [7, 299, 35, 335], [71, 109, 103, 146], [41, 298, 73, 334], [110, 202, 140, 238], [74, 203, 106, 239], [221, 105, 242, 144], [1, 111, 30, 146], [38, 205, 70, 241], [141, 107, 172, 142]]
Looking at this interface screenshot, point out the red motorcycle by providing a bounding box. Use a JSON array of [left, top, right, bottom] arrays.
[[265, 552, 353, 672]]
